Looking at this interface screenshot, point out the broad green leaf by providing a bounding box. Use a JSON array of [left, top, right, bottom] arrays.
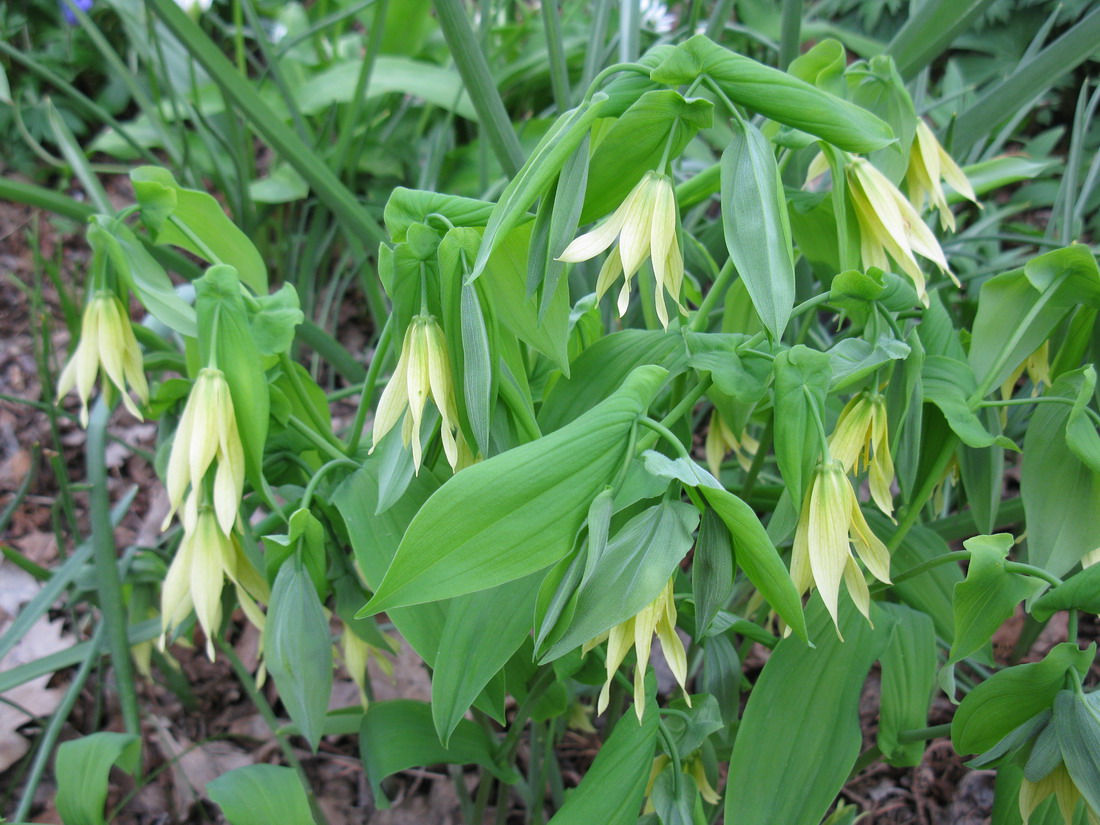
[[360, 700, 518, 808], [946, 534, 1044, 669], [885, 329, 924, 499], [55, 732, 141, 825], [1054, 689, 1100, 815], [432, 573, 541, 744], [131, 166, 267, 293], [870, 515, 959, 642], [87, 216, 197, 337], [699, 634, 740, 726], [651, 765, 697, 825], [720, 119, 795, 340], [877, 604, 936, 767], [702, 486, 808, 641], [772, 346, 831, 505], [469, 98, 604, 282], [539, 329, 687, 432], [886, 0, 995, 79], [693, 508, 735, 638], [266, 559, 332, 752], [788, 38, 846, 95], [249, 163, 308, 204], [361, 366, 668, 612], [539, 502, 698, 661], [546, 680, 659, 825], [662, 693, 724, 754], [581, 90, 713, 223], [969, 254, 1089, 394], [641, 450, 722, 490], [482, 222, 571, 374], [827, 335, 910, 392], [295, 56, 476, 120], [207, 765, 315, 825], [650, 35, 894, 152], [1022, 374, 1100, 580], [958, 407, 1006, 534], [194, 266, 270, 487], [922, 356, 1016, 449], [683, 332, 770, 403], [1034, 565, 1100, 622], [723, 598, 893, 825], [250, 283, 304, 356], [383, 188, 495, 242], [1065, 366, 1100, 473]]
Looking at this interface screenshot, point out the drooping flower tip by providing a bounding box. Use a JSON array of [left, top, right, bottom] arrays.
[[590, 577, 689, 722], [57, 292, 148, 427], [847, 157, 956, 305], [907, 119, 979, 233], [828, 392, 895, 518], [162, 367, 245, 535], [791, 461, 892, 633], [371, 315, 462, 473], [557, 171, 686, 329]]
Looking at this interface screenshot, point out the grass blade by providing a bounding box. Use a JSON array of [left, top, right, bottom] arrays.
[[886, 0, 996, 80]]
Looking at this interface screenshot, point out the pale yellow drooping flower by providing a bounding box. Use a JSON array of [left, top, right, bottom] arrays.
[[907, 119, 979, 232], [585, 577, 689, 721], [371, 315, 461, 473], [558, 171, 685, 329], [705, 410, 759, 477], [57, 292, 148, 427], [828, 392, 895, 518], [162, 368, 245, 536], [791, 461, 892, 632], [847, 156, 957, 304], [1020, 762, 1100, 825]]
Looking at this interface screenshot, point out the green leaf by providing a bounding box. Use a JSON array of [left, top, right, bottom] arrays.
[[250, 283, 304, 356], [539, 502, 698, 661], [663, 693, 724, 754], [1022, 373, 1100, 580], [693, 508, 735, 638], [539, 329, 687, 432], [827, 335, 910, 392], [1034, 565, 1100, 622], [207, 765, 316, 825], [651, 765, 697, 825], [55, 732, 141, 825], [958, 407, 1006, 534], [195, 265, 270, 487], [546, 681, 659, 825], [249, 163, 309, 204], [885, 0, 995, 79], [432, 573, 542, 744], [360, 700, 518, 808], [360, 366, 668, 613], [772, 345, 831, 505], [650, 34, 894, 152], [641, 450, 722, 490], [877, 604, 937, 767], [482, 222, 571, 374], [87, 216, 197, 337], [266, 559, 332, 752], [1065, 366, 1100, 474], [720, 119, 795, 340], [702, 486, 808, 641], [1054, 689, 1100, 815], [294, 56, 476, 120], [581, 89, 713, 223], [383, 188, 495, 242], [946, 534, 1044, 670], [922, 356, 1016, 449], [723, 598, 893, 825], [683, 332, 770, 403], [131, 166, 267, 293]]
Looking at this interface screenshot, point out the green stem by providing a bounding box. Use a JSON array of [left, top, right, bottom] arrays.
[[219, 642, 330, 825], [279, 352, 342, 446], [287, 414, 349, 462], [301, 459, 360, 509], [689, 259, 735, 332], [886, 434, 958, 553], [581, 62, 652, 102], [1004, 562, 1063, 588], [778, 0, 803, 70], [88, 398, 141, 737], [639, 417, 691, 459], [880, 550, 971, 590], [656, 719, 682, 797], [636, 377, 713, 452], [739, 415, 773, 499], [432, 0, 524, 176], [1068, 609, 1079, 644]]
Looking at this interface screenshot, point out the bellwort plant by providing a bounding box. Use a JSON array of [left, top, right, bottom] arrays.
[[21, 5, 1100, 825]]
